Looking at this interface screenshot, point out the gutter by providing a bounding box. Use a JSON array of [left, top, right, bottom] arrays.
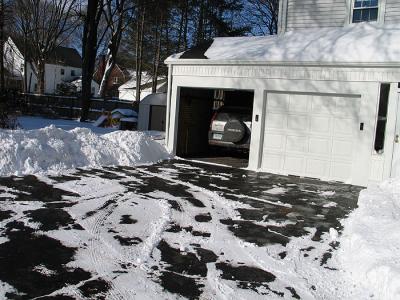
[[164, 59, 400, 69]]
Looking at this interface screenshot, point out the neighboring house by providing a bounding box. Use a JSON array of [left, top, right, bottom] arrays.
[[164, 1, 400, 187], [3, 37, 84, 94], [70, 77, 100, 96], [93, 56, 130, 97], [118, 72, 167, 102]]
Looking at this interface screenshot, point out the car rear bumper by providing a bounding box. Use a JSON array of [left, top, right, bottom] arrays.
[[208, 139, 250, 149]]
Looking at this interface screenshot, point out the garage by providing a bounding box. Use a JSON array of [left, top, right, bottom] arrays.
[[165, 24, 400, 186], [261, 92, 361, 182], [176, 88, 254, 168]]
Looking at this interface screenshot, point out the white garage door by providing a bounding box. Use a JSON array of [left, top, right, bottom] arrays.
[[261, 92, 361, 182]]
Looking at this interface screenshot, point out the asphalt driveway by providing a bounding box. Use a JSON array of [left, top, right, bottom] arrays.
[[0, 160, 361, 299]]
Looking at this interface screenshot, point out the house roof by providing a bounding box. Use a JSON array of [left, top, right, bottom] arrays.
[[9, 37, 82, 68], [166, 23, 400, 66], [118, 72, 166, 91], [47, 46, 82, 68]]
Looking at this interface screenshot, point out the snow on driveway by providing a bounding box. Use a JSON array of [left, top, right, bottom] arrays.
[[0, 160, 364, 299]]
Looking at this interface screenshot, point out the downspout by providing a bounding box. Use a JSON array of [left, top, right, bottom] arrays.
[[278, 0, 288, 35], [165, 63, 173, 149]]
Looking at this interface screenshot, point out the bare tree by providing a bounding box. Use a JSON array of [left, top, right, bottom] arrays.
[[13, 0, 80, 94], [245, 0, 279, 35], [98, 0, 132, 98], [80, 0, 105, 121], [134, 0, 145, 103]]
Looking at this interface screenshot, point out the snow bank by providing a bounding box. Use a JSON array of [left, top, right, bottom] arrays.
[[0, 125, 171, 176], [338, 179, 400, 299]]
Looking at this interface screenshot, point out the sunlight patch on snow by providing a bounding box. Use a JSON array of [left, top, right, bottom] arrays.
[[264, 186, 287, 195]]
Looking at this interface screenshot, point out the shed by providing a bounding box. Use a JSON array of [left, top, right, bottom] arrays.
[[138, 93, 167, 131], [165, 22, 400, 186]]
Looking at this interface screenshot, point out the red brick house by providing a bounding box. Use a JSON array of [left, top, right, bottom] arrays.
[[93, 56, 131, 97]]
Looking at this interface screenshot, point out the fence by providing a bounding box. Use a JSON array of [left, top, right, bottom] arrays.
[[14, 93, 134, 121]]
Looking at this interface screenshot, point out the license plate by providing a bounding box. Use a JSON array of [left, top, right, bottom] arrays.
[[213, 133, 223, 140]]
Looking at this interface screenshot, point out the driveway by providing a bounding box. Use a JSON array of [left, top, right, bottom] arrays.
[[0, 160, 361, 299]]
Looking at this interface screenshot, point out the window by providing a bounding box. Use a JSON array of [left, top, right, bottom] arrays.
[[352, 0, 379, 23], [113, 77, 119, 84], [61, 68, 65, 75], [374, 83, 390, 153], [71, 70, 76, 76]]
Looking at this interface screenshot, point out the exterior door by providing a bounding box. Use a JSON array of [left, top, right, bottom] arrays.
[[261, 92, 361, 183], [391, 92, 400, 177], [149, 105, 166, 131]]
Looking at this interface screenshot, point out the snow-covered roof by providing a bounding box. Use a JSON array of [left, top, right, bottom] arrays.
[[118, 72, 153, 90], [111, 108, 138, 117], [166, 23, 400, 65]]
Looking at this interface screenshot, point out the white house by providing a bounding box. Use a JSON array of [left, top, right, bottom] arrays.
[[165, 0, 400, 187], [3, 37, 97, 95], [118, 72, 167, 102], [70, 77, 100, 96]]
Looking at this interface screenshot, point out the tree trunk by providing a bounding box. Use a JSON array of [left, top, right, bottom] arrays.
[[37, 59, 45, 94], [98, 47, 115, 98], [80, 0, 102, 122], [23, 36, 28, 93], [177, 3, 184, 52], [152, 13, 161, 93], [196, 0, 205, 44], [0, 0, 5, 96], [135, 3, 145, 103], [183, 0, 188, 50]]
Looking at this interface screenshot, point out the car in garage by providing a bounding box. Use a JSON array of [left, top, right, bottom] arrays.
[[208, 106, 252, 149]]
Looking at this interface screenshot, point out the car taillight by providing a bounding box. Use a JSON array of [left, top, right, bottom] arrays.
[[210, 111, 218, 130]]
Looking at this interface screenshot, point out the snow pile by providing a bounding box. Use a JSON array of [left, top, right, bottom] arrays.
[[338, 179, 400, 299], [0, 125, 171, 176], [167, 23, 400, 64]]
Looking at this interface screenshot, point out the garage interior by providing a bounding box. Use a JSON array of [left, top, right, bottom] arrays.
[[176, 87, 254, 168]]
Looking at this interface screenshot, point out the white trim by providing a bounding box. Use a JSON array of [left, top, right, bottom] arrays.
[[383, 82, 398, 178], [170, 65, 400, 84], [166, 59, 400, 69], [390, 87, 400, 177], [165, 64, 173, 147]]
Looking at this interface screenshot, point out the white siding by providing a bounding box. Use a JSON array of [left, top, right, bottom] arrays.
[[385, 0, 400, 24], [286, 0, 347, 31], [45, 64, 82, 94]]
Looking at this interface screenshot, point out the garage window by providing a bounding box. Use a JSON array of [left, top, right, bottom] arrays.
[[374, 83, 390, 153]]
